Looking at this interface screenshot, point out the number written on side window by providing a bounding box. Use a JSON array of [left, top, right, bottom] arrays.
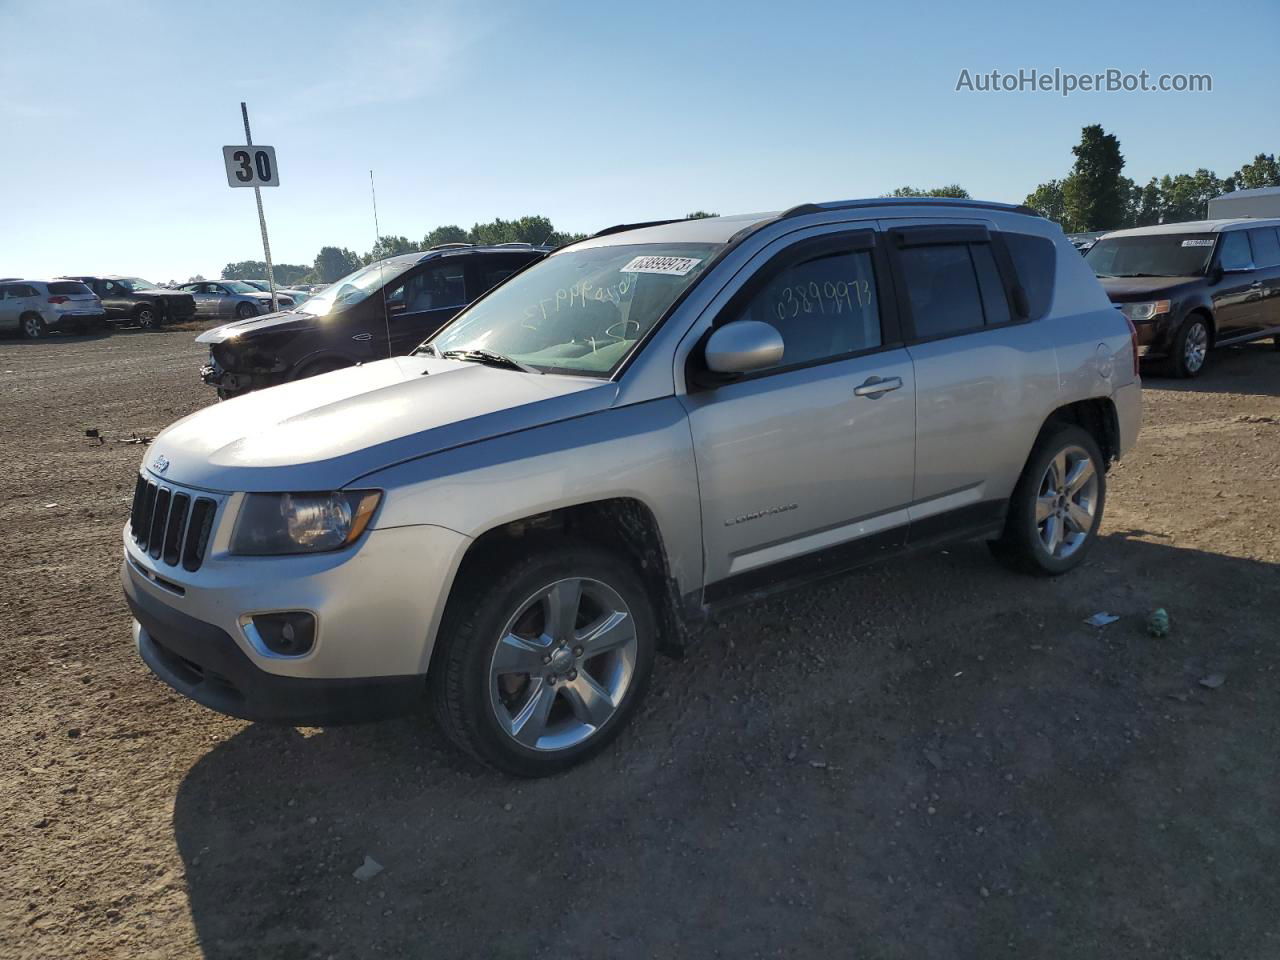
[[737, 250, 882, 370]]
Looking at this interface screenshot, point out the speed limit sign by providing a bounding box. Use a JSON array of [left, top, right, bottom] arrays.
[[222, 145, 279, 187]]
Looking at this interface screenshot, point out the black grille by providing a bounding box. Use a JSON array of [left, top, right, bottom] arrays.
[[129, 474, 216, 572]]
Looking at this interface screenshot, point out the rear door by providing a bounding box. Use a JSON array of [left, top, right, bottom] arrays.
[[1246, 226, 1280, 332], [0, 283, 21, 331], [885, 221, 1061, 534], [682, 227, 918, 597], [382, 258, 469, 355], [97, 279, 132, 319]]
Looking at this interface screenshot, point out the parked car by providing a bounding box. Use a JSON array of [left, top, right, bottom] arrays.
[[1086, 218, 1280, 377], [237, 279, 310, 304], [176, 280, 295, 319], [0, 279, 107, 338], [195, 243, 545, 398], [62, 276, 195, 329], [123, 199, 1140, 776]]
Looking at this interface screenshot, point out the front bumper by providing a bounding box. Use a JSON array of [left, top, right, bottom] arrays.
[[1131, 314, 1178, 360], [127, 573, 422, 724]]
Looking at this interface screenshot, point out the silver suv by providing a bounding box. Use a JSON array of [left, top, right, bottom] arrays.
[[1, 279, 106, 338], [122, 199, 1141, 776]]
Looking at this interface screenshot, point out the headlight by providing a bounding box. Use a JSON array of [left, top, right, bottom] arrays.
[[230, 491, 381, 555], [1119, 300, 1171, 321]]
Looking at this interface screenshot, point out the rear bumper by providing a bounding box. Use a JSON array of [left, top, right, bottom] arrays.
[[125, 562, 423, 724], [45, 310, 107, 330]]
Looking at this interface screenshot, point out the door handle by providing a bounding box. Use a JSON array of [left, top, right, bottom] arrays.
[[853, 375, 903, 398]]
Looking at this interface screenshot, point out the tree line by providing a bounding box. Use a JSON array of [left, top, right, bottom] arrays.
[[216, 212, 718, 285]]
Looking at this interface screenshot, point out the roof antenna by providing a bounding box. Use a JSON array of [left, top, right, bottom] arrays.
[[370, 170, 393, 362]]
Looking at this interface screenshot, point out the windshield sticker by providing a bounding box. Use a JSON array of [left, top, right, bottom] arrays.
[[1181, 238, 1215, 247], [620, 255, 702, 276]]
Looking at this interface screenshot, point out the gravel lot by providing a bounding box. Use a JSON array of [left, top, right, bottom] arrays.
[[2, 326, 1278, 959]]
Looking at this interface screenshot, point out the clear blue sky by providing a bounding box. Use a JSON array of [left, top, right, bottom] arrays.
[[2, 0, 1276, 282]]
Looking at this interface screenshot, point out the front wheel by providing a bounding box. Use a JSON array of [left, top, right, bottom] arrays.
[[235, 301, 256, 320], [1169, 315, 1210, 378], [989, 424, 1106, 576], [20, 314, 46, 339], [430, 543, 657, 777], [134, 305, 161, 330]]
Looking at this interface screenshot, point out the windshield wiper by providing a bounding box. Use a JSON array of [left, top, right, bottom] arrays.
[[439, 348, 540, 374]]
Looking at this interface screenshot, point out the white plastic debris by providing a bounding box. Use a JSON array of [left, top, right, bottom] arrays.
[[353, 855, 384, 881], [1084, 612, 1120, 627]]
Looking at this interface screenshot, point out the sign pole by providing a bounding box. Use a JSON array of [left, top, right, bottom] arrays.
[[239, 102, 278, 313]]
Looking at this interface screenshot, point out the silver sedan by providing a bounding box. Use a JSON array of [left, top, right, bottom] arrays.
[[178, 281, 294, 319]]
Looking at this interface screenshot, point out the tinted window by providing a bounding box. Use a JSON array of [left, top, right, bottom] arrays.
[[0, 284, 16, 298], [735, 249, 881, 369], [10, 283, 38, 298], [1086, 234, 1215, 277], [1218, 231, 1254, 271], [970, 244, 1011, 326], [900, 245, 986, 338], [48, 281, 92, 295], [1248, 228, 1280, 268], [386, 261, 466, 314], [476, 255, 535, 296], [1003, 233, 1056, 320]]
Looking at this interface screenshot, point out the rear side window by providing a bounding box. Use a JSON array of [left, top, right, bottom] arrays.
[[1248, 227, 1280, 268], [1003, 233, 1057, 320], [734, 249, 882, 369], [899, 245, 990, 338], [1218, 231, 1254, 271], [48, 281, 92, 296]]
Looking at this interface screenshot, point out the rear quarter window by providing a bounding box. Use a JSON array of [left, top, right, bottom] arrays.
[[1003, 233, 1057, 321], [48, 281, 93, 296]]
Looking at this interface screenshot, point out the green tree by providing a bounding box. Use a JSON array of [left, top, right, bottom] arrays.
[[313, 246, 362, 283], [1061, 125, 1128, 231], [1131, 178, 1164, 227], [1023, 179, 1067, 224], [685, 210, 718, 219], [364, 235, 420, 264], [1158, 169, 1223, 222], [1231, 153, 1280, 190], [885, 184, 971, 198], [423, 225, 470, 248], [220, 261, 312, 284]]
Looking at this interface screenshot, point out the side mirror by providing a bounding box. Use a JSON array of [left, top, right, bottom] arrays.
[[704, 320, 785, 375]]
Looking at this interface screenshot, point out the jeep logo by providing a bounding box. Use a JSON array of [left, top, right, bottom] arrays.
[[151, 455, 170, 474]]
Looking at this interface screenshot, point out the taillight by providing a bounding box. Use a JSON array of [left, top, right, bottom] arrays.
[[1124, 314, 1140, 377], [47, 295, 69, 304]]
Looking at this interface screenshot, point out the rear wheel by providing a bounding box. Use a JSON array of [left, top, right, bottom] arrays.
[[134, 304, 161, 330], [20, 314, 46, 339], [430, 542, 657, 777], [989, 424, 1106, 576], [1168, 315, 1210, 378]]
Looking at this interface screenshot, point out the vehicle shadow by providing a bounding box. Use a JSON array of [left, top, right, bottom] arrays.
[[173, 532, 1280, 959], [1142, 340, 1280, 396]]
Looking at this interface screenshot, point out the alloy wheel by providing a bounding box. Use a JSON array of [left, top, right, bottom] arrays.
[[1183, 321, 1208, 374], [22, 316, 43, 338], [488, 577, 638, 752], [1035, 445, 1099, 560]]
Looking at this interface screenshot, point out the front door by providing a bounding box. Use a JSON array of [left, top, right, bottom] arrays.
[[0, 283, 23, 332], [96, 279, 131, 319], [680, 229, 917, 598], [1211, 230, 1263, 338], [382, 259, 469, 356], [1246, 226, 1280, 332]]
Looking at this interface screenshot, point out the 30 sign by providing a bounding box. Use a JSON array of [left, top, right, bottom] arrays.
[[221, 145, 279, 188]]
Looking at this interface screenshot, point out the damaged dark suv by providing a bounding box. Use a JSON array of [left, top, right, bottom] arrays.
[[197, 244, 547, 398]]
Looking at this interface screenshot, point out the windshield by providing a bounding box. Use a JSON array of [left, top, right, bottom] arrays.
[[297, 259, 414, 316], [222, 280, 258, 294], [124, 277, 162, 291], [426, 243, 720, 377], [1086, 234, 1215, 278], [241, 280, 268, 291]]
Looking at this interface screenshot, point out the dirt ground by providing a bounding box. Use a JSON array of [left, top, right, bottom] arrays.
[[1, 325, 1278, 960]]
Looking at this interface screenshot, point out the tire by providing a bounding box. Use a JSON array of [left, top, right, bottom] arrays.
[[134, 304, 161, 330], [235, 302, 256, 320], [20, 314, 46, 339], [1168, 314, 1211, 378], [430, 541, 657, 777], [988, 424, 1106, 577]]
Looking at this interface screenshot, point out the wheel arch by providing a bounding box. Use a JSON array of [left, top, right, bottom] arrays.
[[1184, 305, 1215, 347], [443, 497, 688, 658], [1039, 397, 1120, 468]]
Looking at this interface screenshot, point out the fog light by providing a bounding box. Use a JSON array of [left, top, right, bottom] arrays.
[[249, 612, 316, 656]]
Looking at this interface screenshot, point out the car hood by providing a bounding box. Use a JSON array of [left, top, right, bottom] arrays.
[[1097, 276, 1202, 302], [146, 355, 617, 492], [195, 310, 303, 342]]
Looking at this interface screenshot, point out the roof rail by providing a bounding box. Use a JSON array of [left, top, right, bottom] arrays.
[[427, 242, 473, 250], [493, 242, 533, 248], [780, 197, 1042, 220], [590, 218, 685, 239]]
